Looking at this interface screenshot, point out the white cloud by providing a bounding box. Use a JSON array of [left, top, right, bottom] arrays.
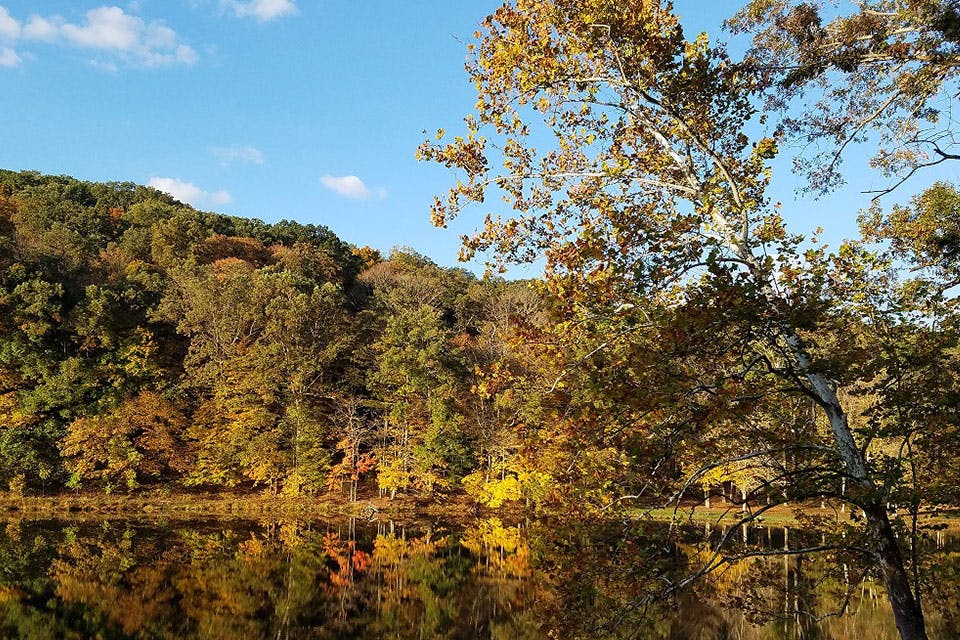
[[60, 7, 139, 50], [320, 174, 386, 200], [148, 177, 232, 208], [22, 16, 58, 42], [0, 7, 20, 40], [174, 44, 198, 65], [0, 5, 197, 68], [212, 145, 264, 166], [88, 58, 118, 72], [0, 46, 19, 67], [59, 7, 197, 66], [223, 0, 298, 22]]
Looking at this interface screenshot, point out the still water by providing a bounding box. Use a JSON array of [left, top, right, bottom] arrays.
[[0, 516, 953, 639]]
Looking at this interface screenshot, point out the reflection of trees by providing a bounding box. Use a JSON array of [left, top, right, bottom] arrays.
[[0, 518, 545, 639], [0, 518, 951, 639], [350, 517, 542, 639], [0, 522, 132, 639], [52, 527, 184, 637], [922, 544, 960, 638], [529, 518, 958, 640]]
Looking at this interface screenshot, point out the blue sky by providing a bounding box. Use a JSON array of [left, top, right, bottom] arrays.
[[0, 1, 945, 272]]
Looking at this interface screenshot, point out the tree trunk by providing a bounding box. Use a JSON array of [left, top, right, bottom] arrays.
[[864, 501, 928, 640], [813, 373, 928, 640]]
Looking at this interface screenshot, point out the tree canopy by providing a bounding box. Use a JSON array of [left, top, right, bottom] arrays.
[[0, 169, 538, 504], [419, 2, 960, 638]]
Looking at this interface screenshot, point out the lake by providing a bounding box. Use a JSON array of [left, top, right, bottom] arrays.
[[0, 515, 954, 639]]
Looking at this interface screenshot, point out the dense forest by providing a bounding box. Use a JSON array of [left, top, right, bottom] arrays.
[[3, 163, 960, 542], [0, 169, 549, 502]]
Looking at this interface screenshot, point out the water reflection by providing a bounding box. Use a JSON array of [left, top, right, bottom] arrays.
[[528, 516, 960, 640], [0, 517, 543, 639], [0, 516, 953, 639]]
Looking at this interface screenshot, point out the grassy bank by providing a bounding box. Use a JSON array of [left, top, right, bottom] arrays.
[[638, 503, 960, 530]]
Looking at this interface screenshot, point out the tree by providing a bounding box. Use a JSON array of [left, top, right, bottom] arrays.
[[862, 181, 960, 288], [326, 396, 376, 502], [419, 1, 944, 637], [361, 251, 479, 498], [61, 391, 190, 490], [728, 0, 960, 195], [370, 302, 470, 497], [168, 250, 352, 491]]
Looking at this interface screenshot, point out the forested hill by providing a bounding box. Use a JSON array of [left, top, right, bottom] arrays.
[[0, 169, 539, 498]]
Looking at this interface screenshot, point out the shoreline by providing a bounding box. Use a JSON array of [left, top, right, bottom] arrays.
[[0, 492, 424, 522], [0, 493, 956, 532], [639, 504, 960, 530]]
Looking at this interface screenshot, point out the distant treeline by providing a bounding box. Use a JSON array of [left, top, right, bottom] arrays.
[[0, 169, 544, 500]]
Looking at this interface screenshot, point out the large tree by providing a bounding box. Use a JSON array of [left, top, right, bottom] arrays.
[[419, 1, 953, 637]]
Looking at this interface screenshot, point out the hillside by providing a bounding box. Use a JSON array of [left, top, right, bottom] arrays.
[[0, 170, 536, 499]]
